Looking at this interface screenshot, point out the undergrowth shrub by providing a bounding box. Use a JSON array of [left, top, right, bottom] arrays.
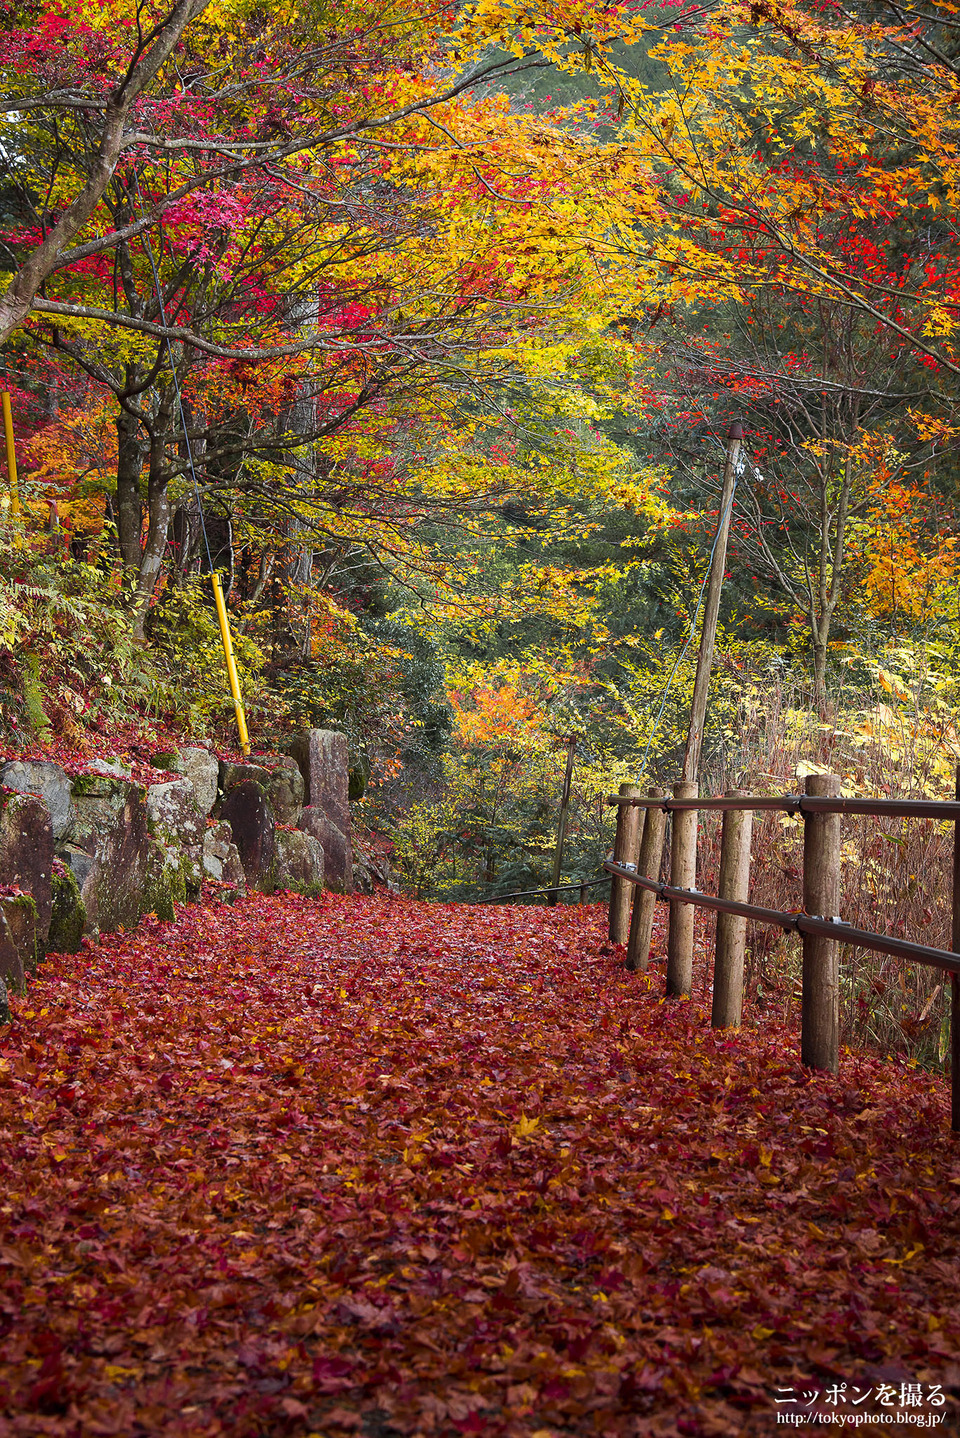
[[148, 577, 277, 737], [0, 531, 277, 750]]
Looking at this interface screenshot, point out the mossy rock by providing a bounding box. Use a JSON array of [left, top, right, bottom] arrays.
[[2, 759, 73, 839], [48, 864, 85, 954], [276, 828, 324, 897], [0, 791, 54, 945], [0, 893, 40, 988], [219, 782, 277, 894], [66, 780, 151, 934], [145, 780, 204, 897], [143, 837, 189, 924], [69, 773, 107, 799]]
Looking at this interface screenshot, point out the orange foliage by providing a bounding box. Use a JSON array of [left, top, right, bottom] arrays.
[[24, 400, 114, 538], [448, 682, 544, 748]]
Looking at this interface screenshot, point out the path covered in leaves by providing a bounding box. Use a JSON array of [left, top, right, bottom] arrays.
[[1, 893, 958, 1436]]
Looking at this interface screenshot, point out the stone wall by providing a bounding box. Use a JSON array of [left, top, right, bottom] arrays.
[[0, 728, 356, 1015]]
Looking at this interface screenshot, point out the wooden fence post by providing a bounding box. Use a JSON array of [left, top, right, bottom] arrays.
[[609, 783, 641, 943], [626, 788, 667, 973], [666, 779, 698, 997], [952, 764, 959, 1133], [712, 792, 753, 1027], [801, 771, 841, 1073]]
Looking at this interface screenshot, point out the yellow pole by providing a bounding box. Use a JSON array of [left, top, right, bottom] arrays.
[[210, 571, 251, 756], [1, 393, 22, 543]]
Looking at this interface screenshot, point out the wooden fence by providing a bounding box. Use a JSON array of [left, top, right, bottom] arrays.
[[604, 772, 960, 1132]]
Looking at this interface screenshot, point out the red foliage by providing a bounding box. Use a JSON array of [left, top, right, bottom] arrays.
[[0, 895, 957, 1434], [0, 732, 250, 788]]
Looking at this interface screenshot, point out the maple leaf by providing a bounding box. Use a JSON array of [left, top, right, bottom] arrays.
[[0, 889, 956, 1435]]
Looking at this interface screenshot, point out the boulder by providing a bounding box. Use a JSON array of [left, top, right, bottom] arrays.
[[219, 761, 271, 801], [59, 844, 94, 893], [0, 894, 40, 989], [89, 757, 130, 779], [48, 862, 85, 953], [151, 747, 181, 772], [65, 775, 155, 933], [146, 779, 204, 895], [0, 976, 8, 1025], [262, 759, 304, 826], [220, 782, 277, 893], [276, 828, 324, 896], [298, 807, 352, 894], [202, 821, 247, 890], [0, 791, 54, 946], [142, 835, 189, 923], [354, 845, 396, 893], [285, 729, 350, 831], [352, 859, 373, 895], [1, 759, 73, 840], [176, 746, 219, 815], [0, 919, 20, 991]]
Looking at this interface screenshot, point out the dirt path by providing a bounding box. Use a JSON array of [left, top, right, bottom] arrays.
[[1, 893, 957, 1436]]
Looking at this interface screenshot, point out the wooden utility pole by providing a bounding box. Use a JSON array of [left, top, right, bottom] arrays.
[[665, 422, 743, 999], [681, 421, 743, 783], [547, 736, 577, 908]]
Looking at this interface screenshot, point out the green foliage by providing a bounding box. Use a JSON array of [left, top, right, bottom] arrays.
[[269, 606, 450, 778], [148, 577, 276, 735], [0, 531, 279, 748], [22, 653, 49, 738], [0, 533, 141, 741]]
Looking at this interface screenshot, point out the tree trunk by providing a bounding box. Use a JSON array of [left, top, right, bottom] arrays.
[[115, 405, 144, 573], [810, 624, 829, 717], [131, 402, 174, 638]]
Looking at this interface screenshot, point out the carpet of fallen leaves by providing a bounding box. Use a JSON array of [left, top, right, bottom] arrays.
[[1, 893, 959, 1438]]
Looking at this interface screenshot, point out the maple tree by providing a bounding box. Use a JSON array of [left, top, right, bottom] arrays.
[[618, 0, 960, 377], [0, 0, 209, 343], [4, 3, 960, 1424], [586, 0, 960, 715], [3, 0, 667, 653], [635, 285, 941, 710]]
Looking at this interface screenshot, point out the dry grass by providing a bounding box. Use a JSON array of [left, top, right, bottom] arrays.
[[691, 681, 957, 1069]]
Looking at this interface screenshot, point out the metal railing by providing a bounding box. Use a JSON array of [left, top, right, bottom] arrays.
[[477, 875, 610, 905], [604, 773, 960, 1132], [601, 864, 960, 978]]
